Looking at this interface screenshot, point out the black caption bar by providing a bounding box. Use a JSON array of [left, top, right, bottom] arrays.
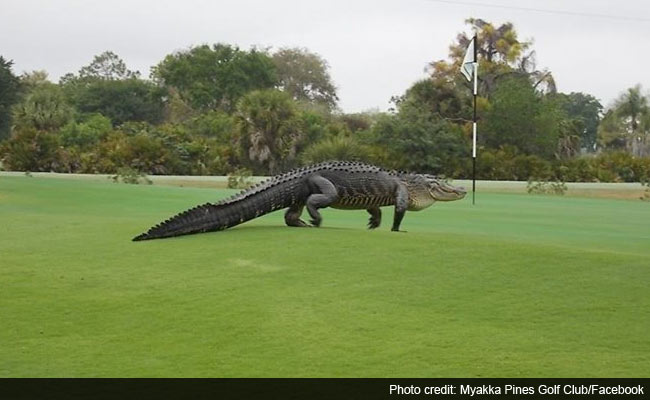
[[1, 378, 648, 400]]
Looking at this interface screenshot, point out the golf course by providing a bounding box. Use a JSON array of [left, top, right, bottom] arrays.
[[1, 174, 649, 377]]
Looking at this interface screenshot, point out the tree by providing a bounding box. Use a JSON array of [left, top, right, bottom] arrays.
[[597, 110, 627, 150], [0, 56, 21, 140], [64, 51, 140, 82], [449, 18, 530, 65], [612, 85, 649, 156], [70, 79, 165, 126], [152, 44, 277, 112], [1, 127, 62, 171], [235, 89, 305, 174], [554, 92, 603, 151], [19, 70, 50, 90], [12, 82, 74, 132], [395, 78, 469, 121], [61, 52, 165, 126], [59, 114, 112, 148], [272, 47, 338, 110], [482, 76, 562, 158], [366, 101, 467, 175], [430, 18, 554, 98]]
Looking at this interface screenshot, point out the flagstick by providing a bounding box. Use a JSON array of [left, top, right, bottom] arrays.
[[471, 34, 478, 205]]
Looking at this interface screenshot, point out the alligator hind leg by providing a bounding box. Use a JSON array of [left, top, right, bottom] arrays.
[[367, 207, 381, 229], [306, 175, 338, 227], [284, 204, 308, 227]]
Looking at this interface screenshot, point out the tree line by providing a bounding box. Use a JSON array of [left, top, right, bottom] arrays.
[[1, 18, 649, 182]]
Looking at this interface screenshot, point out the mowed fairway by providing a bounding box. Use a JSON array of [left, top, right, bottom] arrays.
[[1, 176, 649, 377]]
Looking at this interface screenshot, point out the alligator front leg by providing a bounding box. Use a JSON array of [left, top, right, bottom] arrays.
[[284, 204, 308, 227], [367, 207, 381, 229], [392, 184, 408, 232], [305, 175, 338, 227]]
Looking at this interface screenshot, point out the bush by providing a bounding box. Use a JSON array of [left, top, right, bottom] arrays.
[[60, 114, 112, 148], [227, 168, 253, 189], [556, 152, 650, 183], [476, 146, 551, 181], [110, 167, 152, 185], [527, 179, 567, 195], [0, 128, 63, 171], [300, 135, 372, 165]]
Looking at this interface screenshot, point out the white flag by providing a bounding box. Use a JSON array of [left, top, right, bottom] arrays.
[[460, 37, 476, 82]]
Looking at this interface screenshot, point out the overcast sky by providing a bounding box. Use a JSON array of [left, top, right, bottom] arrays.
[[2, 0, 649, 112]]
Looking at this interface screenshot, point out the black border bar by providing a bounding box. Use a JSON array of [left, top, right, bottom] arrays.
[[1, 378, 648, 400]]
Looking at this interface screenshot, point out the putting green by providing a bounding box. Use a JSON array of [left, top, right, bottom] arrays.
[[1, 176, 648, 377]]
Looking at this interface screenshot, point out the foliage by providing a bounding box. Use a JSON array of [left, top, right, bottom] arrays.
[[2, 32, 649, 182], [152, 44, 277, 112], [59, 51, 140, 85], [60, 114, 112, 148], [0, 56, 21, 140], [227, 168, 253, 189], [12, 82, 74, 132], [599, 85, 650, 156], [64, 78, 165, 126], [235, 89, 306, 174], [482, 76, 562, 158], [366, 100, 467, 175], [526, 178, 567, 195], [60, 52, 164, 126], [476, 146, 551, 180], [300, 134, 372, 165], [0, 127, 63, 171], [272, 47, 338, 110], [553, 92, 603, 151], [555, 118, 583, 160], [92, 128, 179, 174], [78, 51, 140, 80], [449, 18, 529, 65], [110, 167, 152, 185], [185, 110, 235, 140]]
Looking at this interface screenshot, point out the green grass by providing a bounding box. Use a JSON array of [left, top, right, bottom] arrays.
[[1, 176, 649, 377]]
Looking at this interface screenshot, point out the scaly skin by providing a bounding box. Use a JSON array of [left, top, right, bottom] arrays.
[[132, 161, 466, 241]]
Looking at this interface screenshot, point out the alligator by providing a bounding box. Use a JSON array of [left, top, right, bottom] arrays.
[[132, 161, 466, 241]]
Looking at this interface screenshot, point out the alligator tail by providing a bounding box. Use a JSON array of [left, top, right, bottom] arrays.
[[132, 180, 299, 241]]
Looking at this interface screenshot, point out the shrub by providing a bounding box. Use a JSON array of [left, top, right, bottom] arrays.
[[110, 167, 152, 185], [227, 168, 253, 189], [0, 128, 63, 171], [300, 135, 372, 165], [527, 178, 567, 195], [60, 114, 112, 148]]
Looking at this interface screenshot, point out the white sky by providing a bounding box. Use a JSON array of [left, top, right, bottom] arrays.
[[1, 0, 649, 112]]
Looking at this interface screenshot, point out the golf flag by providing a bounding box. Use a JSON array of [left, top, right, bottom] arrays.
[[460, 37, 476, 82], [461, 34, 478, 205]]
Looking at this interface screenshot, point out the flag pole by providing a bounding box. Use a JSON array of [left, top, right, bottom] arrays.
[[471, 33, 478, 205]]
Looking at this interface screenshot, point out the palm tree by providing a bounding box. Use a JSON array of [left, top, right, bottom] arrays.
[[613, 85, 649, 156]]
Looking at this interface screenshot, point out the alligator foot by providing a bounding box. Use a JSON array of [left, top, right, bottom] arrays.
[[391, 228, 407, 233], [310, 218, 322, 227], [367, 207, 381, 229], [286, 219, 309, 227]]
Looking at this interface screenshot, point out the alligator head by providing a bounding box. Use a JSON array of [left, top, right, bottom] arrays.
[[406, 174, 466, 210]]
